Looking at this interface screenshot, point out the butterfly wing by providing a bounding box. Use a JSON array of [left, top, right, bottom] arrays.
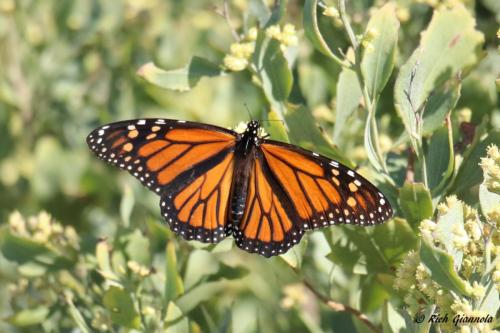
[[87, 119, 237, 242], [233, 155, 305, 257], [234, 139, 393, 257]]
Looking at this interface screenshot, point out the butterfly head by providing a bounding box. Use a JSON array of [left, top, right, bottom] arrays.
[[244, 120, 262, 139]]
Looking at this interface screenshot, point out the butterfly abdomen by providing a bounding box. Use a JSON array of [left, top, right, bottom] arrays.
[[228, 135, 258, 230]]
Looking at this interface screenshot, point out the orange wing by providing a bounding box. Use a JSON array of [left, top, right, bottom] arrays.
[[87, 119, 237, 241], [160, 152, 235, 243], [260, 141, 393, 231], [234, 157, 305, 257]]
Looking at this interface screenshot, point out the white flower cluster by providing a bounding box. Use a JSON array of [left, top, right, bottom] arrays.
[[480, 144, 500, 195], [394, 192, 500, 332], [8, 211, 79, 250]]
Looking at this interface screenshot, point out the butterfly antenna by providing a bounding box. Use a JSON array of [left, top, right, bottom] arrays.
[[243, 103, 253, 121]]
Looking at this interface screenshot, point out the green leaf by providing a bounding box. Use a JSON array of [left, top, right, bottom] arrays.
[[137, 56, 222, 92], [450, 130, 500, 199], [0, 230, 72, 272], [343, 228, 391, 274], [265, 0, 287, 27], [478, 281, 500, 315], [425, 124, 454, 196], [248, 0, 271, 26], [398, 182, 433, 227], [96, 240, 119, 281], [263, 109, 289, 142], [360, 278, 390, 312], [327, 226, 393, 274], [6, 306, 49, 327], [372, 218, 418, 264], [382, 301, 406, 333], [394, 5, 484, 149], [422, 82, 460, 136], [253, 36, 293, 102], [206, 263, 250, 282], [303, 0, 346, 64], [65, 292, 91, 333], [124, 230, 150, 265], [364, 112, 384, 173], [279, 237, 307, 269], [285, 105, 354, 168], [165, 242, 184, 304], [326, 229, 363, 272], [392, 82, 461, 148], [103, 286, 141, 329], [164, 301, 189, 332], [361, 3, 399, 99], [419, 238, 471, 296], [333, 68, 362, 143], [175, 282, 226, 316]]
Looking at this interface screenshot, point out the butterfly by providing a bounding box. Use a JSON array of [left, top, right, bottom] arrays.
[[87, 119, 393, 257]]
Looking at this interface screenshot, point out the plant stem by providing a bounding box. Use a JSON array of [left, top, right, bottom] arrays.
[[287, 264, 380, 333], [221, 0, 240, 41], [338, 0, 390, 177], [301, 277, 381, 333], [417, 142, 428, 188], [338, 0, 358, 50]]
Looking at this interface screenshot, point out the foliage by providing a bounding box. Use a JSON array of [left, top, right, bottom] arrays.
[[0, 0, 499, 332]]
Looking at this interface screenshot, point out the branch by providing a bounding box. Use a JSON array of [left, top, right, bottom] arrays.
[[218, 0, 240, 41], [301, 279, 381, 333], [338, 0, 358, 50]]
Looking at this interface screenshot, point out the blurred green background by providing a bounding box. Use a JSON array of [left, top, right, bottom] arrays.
[[0, 0, 498, 332]]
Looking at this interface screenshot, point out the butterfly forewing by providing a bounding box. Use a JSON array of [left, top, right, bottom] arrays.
[[87, 119, 238, 243]]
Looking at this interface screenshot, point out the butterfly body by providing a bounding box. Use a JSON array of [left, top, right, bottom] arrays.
[[87, 118, 393, 257], [230, 120, 261, 225]]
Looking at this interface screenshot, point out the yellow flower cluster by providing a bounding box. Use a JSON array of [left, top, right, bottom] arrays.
[[323, 6, 340, 18], [480, 144, 500, 195], [127, 260, 151, 277], [223, 24, 298, 71], [8, 211, 79, 250], [265, 24, 299, 50], [223, 28, 258, 72], [361, 27, 379, 53], [322, 6, 343, 27]]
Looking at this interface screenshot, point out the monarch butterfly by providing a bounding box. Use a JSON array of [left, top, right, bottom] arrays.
[[87, 119, 393, 257]]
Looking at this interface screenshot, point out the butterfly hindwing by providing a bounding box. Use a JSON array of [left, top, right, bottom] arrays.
[[260, 140, 393, 230], [160, 151, 235, 243], [233, 154, 305, 257]]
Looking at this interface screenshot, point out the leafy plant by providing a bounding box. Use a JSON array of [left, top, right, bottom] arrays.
[[0, 0, 498, 332]]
